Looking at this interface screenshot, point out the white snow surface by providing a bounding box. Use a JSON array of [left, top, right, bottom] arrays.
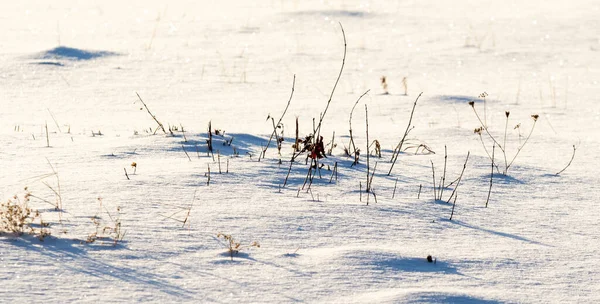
[[1, 0, 599, 303]]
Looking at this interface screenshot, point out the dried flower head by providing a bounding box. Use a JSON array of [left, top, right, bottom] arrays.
[[479, 92, 488, 98], [474, 127, 483, 134], [468, 101, 475, 107], [505, 111, 510, 117], [131, 162, 137, 168], [531, 114, 539, 121], [380, 76, 388, 93], [514, 123, 521, 130]]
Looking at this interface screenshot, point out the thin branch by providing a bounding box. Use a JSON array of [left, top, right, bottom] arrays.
[[348, 90, 370, 165], [486, 144, 495, 208], [506, 118, 538, 171], [261, 75, 295, 160], [446, 152, 470, 204], [439, 145, 447, 199], [431, 160, 437, 200], [556, 144, 577, 175], [388, 92, 423, 175], [366, 104, 370, 191], [136, 92, 166, 134], [313, 22, 346, 140]]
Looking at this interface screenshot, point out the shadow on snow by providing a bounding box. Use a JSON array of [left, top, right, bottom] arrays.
[[4, 236, 192, 298]]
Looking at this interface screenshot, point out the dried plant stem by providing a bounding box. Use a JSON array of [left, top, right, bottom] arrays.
[[503, 115, 509, 172], [283, 156, 295, 187], [207, 164, 211, 186], [368, 162, 377, 193], [446, 152, 470, 204], [449, 192, 458, 221], [308, 22, 346, 186], [313, 22, 346, 143], [438, 145, 447, 199], [329, 162, 338, 183], [182, 190, 196, 228], [295, 117, 299, 151], [45, 121, 50, 147], [45, 159, 63, 220], [136, 92, 166, 134], [47, 108, 62, 133], [505, 119, 537, 171], [261, 75, 295, 161], [388, 92, 423, 175], [182, 145, 191, 161], [418, 184, 422, 199], [556, 145, 576, 175], [348, 90, 370, 165], [365, 104, 370, 192], [360, 181, 362, 202], [486, 144, 495, 208], [181, 123, 187, 142], [430, 161, 437, 200], [124, 168, 130, 180], [471, 106, 504, 152], [392, 178, 398, 199], [327, 131, 335, 156], [207, 121, 213, 153], [218, 150, 222, 173]]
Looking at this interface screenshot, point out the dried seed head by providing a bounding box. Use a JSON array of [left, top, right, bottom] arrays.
[[474, 127, 483, 134], [505, 111, 510, 117], [514, 123, 521, 130], [531, 114, 539, 121], [468, 101, 475, 107]]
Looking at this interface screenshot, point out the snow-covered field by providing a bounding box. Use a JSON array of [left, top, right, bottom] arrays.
[[1, 0, 599, 302]]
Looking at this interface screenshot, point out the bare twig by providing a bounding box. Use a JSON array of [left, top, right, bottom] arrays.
[[47, 108, 62, 133], [446, 152, 470, 204], [218, 150, 222, 174], [449, 192, 458, 221], [506, 117, 538, 171], [365, 104, 370, 191], [438, 145, 447, 199], [329, 162, 338, 183], [486, 144, 495, 208], [431, 160, 437, 200], [207, 121, 213, 153], [348, 90, 370, 165], [182, 145, 191, 161], [45, 121, 50, 147], [207, 164, 211, 186], [388, 92, 423, 175], [313, 22, 346, 142], [136, 92, 166, 134], [556, 144, 577, 175], [261, 75, 295, 160]]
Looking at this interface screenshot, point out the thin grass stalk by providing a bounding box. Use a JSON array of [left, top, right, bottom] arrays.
[[388, 92, 423, 175]]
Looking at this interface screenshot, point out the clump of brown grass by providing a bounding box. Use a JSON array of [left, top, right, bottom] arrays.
[[1, 189, 51, 241], [217, 233, 260, 261], [85, 198, 125, 246]]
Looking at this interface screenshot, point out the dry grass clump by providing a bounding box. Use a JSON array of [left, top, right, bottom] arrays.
[[217, 233, 260, 261], [85, 198, 125, 246], [1, 189, 51, 241]]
